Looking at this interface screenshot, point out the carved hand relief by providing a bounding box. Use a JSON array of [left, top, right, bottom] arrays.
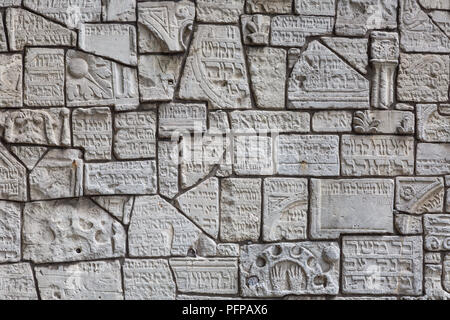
[[0, 0, 448, 300]]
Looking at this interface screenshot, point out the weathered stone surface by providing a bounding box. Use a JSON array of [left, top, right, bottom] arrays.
[[0, 12, 7, 52], [209, 111, 230, 133], [0, 201, 20, 263], [277, 135, 340, 176], [176, 178, 219, 239], [196, 0, 244, 23], [395, 213, 423, 235], [428, 10, 450, 38], [0, 54, 22, 107], [217, 244, 240, 257], [180, 134, 230, 188], [29, 149, 83, 200], [159, 103, 207, 138], [102, 0, 136, 22], [336, 0, 398, 36], [240, 242, 340, 297], [399, 0, 450, 52], [23, 198, 126, 263], [84, 160, 157, 195], [170, 258, 238, 295], [79, 24, 137, 66], [23, 0, 101, 28], [73, 107, 112, 161], [417, 143, 450, 175], [158, 140, 179, 199], [231, 111, 310, 133], [114, 111, 156, 160], [424, 214, 450, 251], [271, 16, 334, 47], [220, 178, 261, 242], [0, 263, 38, 300], [234, 135, 273, 175], [311, 179, 394, 239], [6, 8, 77, 50], [444, 254, 450, 292], [419, 264, 450, 300], [0, 0, 20, 6], [425, 252, 442, 264], [10, 146, 47, 171], [342, 236, 423, 295], [312, 111, 352, 133], [396, 177, 444, 214], [341, 135, 415, 176], [179, 24, 251, 110], [263, 178, 308, 242], [138, 0, 194, 53], [246, 0, 291, 13], [353, 110, 415, 135], [398, 54, 449, 102], [128, 195, 209, 257], [322, 37, 368, 74], [0, 142, 27, 202], [419, 0, 450, 9], [0, 108, 71, 146], [370, 32, 399, 109], [138, 55, 182, 102], [246, 47, 286, 109], [66, 50, 139, 109], [123, 259, 175, 300], [24, 48, 64, 107], [241, 15, 270, 46], [417, 104, 450, 142], [91, 196, 133, 225], [288, 41, 370, 109], [295, 0, 335, 16], [35, 260, 123, 300]]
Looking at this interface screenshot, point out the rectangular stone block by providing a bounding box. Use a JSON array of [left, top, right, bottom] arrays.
[[84, 160, 157, 195], [24, 48, 65, 107], [276, 135, 340, 176], [170, 258, 239, 295], [220, 178, 261, 242], [230, 111, 310, 133], [395, 177, 445, 214], [312, 111, 352, 133], [263, 178, 308, 241], [240, 242, 340, 297], [342, 236, 423, 295], [416, 143, 450, 175], [114, 111, 156, 160], [159, 103, 207, 138], [311, 179, 394, 239], [424, 214, 450, 251], [341, 135, 415, 176]]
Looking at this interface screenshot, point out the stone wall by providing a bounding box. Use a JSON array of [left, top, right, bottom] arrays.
[[0, 0, 448, 300]]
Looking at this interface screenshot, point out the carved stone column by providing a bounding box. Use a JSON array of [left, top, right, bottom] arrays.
[[370, 32, 399, 109]]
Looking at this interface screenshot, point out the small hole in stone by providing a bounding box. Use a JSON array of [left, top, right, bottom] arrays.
[[272, 245, 282, 256], [187, 248, 196, 257], [256, 256, 266, 267], [75, 248, 82, 254]]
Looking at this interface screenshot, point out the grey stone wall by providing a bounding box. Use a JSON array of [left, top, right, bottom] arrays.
[[0, 0, 448, 300]]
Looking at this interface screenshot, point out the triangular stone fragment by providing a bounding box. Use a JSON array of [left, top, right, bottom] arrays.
[[176, 178, 219, 239], [288, 40, 370, 109], [178, 24, 251, 110], [399, 0, 450, 52], [321, 37, 368, 74], [128, 195, 213, 257], [91, 196, 134, 225], [10, 146, 47, 170], [6, 8, 77, 51]]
